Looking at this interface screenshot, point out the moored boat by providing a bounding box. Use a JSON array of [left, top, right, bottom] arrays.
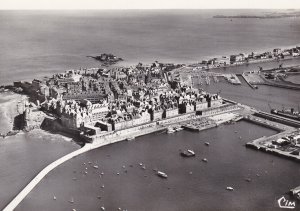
[[180, 149, 196, 157], [157, 171, 168, 178], [226, 187, 234, 191], [167, 127, 176, 134]]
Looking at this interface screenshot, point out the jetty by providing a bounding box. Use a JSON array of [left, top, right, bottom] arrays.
[[2, 125, 165, 211]]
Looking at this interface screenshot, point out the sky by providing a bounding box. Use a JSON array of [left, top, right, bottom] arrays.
[[0, 0, 300, 10]]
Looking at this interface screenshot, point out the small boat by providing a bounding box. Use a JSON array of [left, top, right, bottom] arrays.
[[126, 137, 135, 141], [101, 206, 105, 210], [72, 209, 77, 211], [202, 158, 208, 162], [180, 149, 196, 157], [53, 195, 56, 200], [157, 171, 168, 178], [205, 142, 210, 146], [245, 178, 251, 182], [69, 197, 74, 203], [175, 127, 184, 132], [167, 128, 176, 134], [93, 165, 99, 169], [226, 187, 234, 191]]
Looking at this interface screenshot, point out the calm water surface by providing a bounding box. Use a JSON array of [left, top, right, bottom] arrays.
[[1, 10, 300, 84], [0, 131, 79, 210], [17, 121, 300, 211]]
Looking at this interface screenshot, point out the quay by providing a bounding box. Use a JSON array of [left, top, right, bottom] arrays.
[[245, 129, 300, 162], [241, 72, 264, 89], [243, 115, 294, 132], [254, 111, 300, 128], [222, 74, 241, 85]]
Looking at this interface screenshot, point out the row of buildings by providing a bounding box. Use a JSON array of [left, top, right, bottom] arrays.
[[199, 46, 300, 68], [14, 62, 224, 137]]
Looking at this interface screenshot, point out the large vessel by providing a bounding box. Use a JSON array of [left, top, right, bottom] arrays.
[[271, 108, 300, 121], [180, 149, 196, 157]]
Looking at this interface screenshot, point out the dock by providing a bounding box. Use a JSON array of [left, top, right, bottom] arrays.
[[246, 129, 300, 162], [222, 74, 241, 85], [241, 72, 265, 89]]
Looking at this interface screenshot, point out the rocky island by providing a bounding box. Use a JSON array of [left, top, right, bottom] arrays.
[[87, 53, 123, 66]]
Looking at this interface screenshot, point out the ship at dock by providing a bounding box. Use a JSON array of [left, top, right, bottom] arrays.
[[271, 108, 300, 121]]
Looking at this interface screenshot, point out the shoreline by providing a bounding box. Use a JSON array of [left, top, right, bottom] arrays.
[[0, 92, 27, 136], [4, 103, 242, 210], [1, 43, 300, 86]]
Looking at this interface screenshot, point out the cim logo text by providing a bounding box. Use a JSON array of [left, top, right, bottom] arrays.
[[278, 196, 296, 209]]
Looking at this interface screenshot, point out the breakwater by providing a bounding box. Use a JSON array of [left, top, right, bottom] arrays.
[[3, 124, 166, 211]]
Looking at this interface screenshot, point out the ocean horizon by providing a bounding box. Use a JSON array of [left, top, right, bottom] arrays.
[[1, 9, 300, 84]]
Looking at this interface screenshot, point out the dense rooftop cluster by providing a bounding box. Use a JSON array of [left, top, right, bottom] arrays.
[[14, 62, 222, 135]]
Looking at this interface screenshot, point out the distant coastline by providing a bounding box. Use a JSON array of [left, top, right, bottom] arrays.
[[213, 12, 300, 19]]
